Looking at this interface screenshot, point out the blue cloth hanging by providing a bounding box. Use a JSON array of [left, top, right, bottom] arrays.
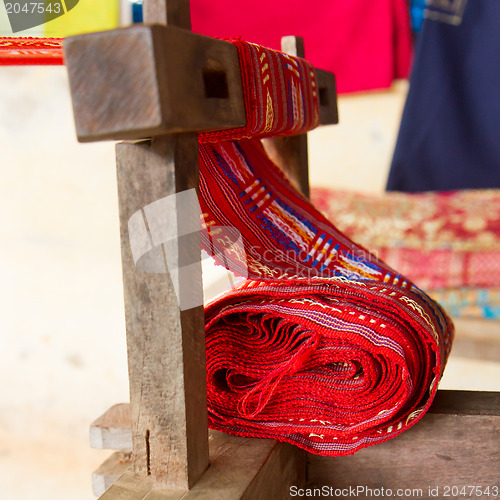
[[387, 0, 500, 192]]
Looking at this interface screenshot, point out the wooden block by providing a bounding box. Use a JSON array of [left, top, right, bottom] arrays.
[[90, 403, 132, 451], [280, 35, 305, 58], [429, 389, 500, 416], [64, 25, 338, 143], [308, 390, 500, 493], [116, 135, 208, 490], [263, 134, 310, 198], [99, 431, 306, 500], [64, 25, 246, 142], [92, 451, 134, 497]]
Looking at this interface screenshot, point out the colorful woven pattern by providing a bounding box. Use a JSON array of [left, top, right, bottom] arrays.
[[198, 40, 453, 456], [205, 274, 451, 455], [201, 140, 399, 285], [0, 38, 63, 65], [311, 188, 500, 290], [199, 141, 453, 455], [200, 40, 319, 143]]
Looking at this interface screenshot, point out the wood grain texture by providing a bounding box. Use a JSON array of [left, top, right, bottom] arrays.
[[116, 135, 208, 490], [64, 25, 246, 142], [90, 392, 500, 449], [263, 134, 310, 198], [99, 431, 305, 499], [92, 452, 134, 497], [242, 445, 306, 500], [429, 389, 500, 416], [308, 390, 500, 494], [262, 36, 310, 198], [143, 0, 191, 28], [90, 403, 133, 451], [100, 467, 153, 500]]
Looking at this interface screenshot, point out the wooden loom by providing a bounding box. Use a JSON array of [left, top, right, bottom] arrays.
[[62, 0, 500, 497]]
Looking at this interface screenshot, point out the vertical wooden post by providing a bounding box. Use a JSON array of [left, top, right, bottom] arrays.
[[263, 36, 310, 198], [116, 0, 209, 490], [143, 0, 191, 28]]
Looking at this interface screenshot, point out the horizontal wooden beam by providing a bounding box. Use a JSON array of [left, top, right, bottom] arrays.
[[308, 390, 500, 491], [96, 431, 305, 499], [64, 25, 338, 143], [90, 390, 500, 453], [90, 403, 133, 451], [91, 390, 499, 497], [92, 451, 133, 497], [64, 25, 246, 142]]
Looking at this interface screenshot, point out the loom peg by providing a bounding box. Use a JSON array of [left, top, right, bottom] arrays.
[[143, 0, 191, 28]]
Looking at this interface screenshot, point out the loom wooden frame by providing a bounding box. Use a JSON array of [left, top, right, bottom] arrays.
[[62, 1, 500, 498]]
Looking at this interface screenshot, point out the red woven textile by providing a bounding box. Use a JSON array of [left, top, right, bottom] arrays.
[[0, 37, 63, 65], [200, 141, 453, 456], [198, 40, 453, 456], [200, 39, 319, 143], [205, 277, 448, 455]]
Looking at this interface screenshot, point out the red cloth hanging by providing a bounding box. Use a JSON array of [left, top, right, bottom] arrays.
[[191, 0, 413, 94]]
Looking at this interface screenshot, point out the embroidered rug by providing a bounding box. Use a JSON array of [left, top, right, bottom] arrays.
[[311, 187, 500, 319], [431, 288, 500, 320], [198, 41, 454, 456]]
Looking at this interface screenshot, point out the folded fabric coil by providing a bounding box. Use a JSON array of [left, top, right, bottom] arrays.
[[198, 40, 453, 456], [200, 139, 453, 456], [205, 277, 449, 455]]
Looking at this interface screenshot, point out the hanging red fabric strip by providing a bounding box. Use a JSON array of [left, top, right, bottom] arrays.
[[0, 37, 64, 65]]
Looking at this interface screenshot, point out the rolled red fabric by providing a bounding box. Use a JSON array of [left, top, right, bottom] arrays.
[[205, 277, 448, 455], [198, 40, 453, 456], [200, 139, 453, 456]]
